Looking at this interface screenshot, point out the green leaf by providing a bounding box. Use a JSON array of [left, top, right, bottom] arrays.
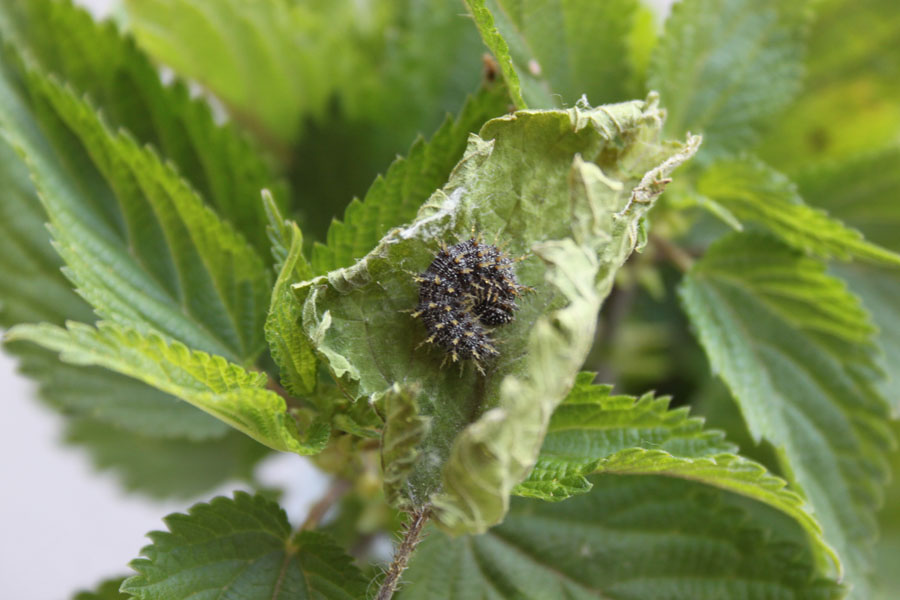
[[123, 0, 490, 156], [793, 147, 900, 411], [296, 96, 699, 533], [465, 0, 644, 109], [381, 383, 431, 510], [648, 0, 810, 158], [517, 373, 835, 568], [0, 0, 285, 259], [832, 267, 900, 416], [0, 58, 271, 364], [122, 492, 368, 600], [10, 343, 229, 440], [66, 418, 268, 499], [399, 475, 843, 600], [0, 138, 92, 326], [513, 373, 836, 570], [514, 373, 725, 499], [311, 84, 510, 275], [266, 217, 318, 397], [6, 322, 329, 455], [288, 5, 498, 240], [757, 0, 900, 170], [466, 0, 529, 108], [0, 51, 225, 446], [794, 147, 900, 254], [122, 0, 343, 145], [0, 133, 230, 441], [73, 578, 129, 600], [680, 232, 894, 595], [875, 421, 900, 598], [696, 156, 900, 266]]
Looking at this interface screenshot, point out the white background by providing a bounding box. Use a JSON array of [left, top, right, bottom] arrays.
[[0, 0, 675, 597]]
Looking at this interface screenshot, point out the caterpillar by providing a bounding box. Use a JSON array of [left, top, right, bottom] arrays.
[[410, 236, 528, 373]]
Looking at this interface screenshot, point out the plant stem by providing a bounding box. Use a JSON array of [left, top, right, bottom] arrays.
[[301, 477, 352, 531], [376, 507, 430, 600]]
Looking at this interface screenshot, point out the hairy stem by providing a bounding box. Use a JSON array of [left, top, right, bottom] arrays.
[[376, 507, 430, 600]]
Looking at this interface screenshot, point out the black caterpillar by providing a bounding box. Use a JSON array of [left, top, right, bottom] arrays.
[[411, 236, 528, 372]]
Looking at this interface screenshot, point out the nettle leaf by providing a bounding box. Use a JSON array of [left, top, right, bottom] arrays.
[[0, 45, 238, 445], [124, 0, 488, 154], [648, 0, 809, 158], [466, 0, 644, 109], [11, 344, 229, 441], [466, 0, 528, 108], [680, 232, 894, 594], [696, 156, 900, 266], [399, 475, 843, 600], [73, 577, 129, 600], [6, 322, 329, 456], [513, 372, 727, 499], [67, 418, 267, 499], [311, 84, 510, 275], [266, 211, 318, 397], [122, 492, 368, 600], [794, 147, 900, 255], [512, 373, 835, 568], [0, 138, 92, 326], [0, 0, 284, 259], [341, 0, 493, 155], [837, 267, 900, 417], [757, 0, 900, 170], [0, 136, 232, 441], [122, 0, 343, 144], [875, 421, 900, 598], [0, 57, 270, 364], [795, 147, 900, 411], [294, 96, 700, 533], [381, 383, 431, 510], [0, 132, 246, 491]]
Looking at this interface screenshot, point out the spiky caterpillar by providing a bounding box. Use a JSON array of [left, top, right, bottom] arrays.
[[411, 236, 528, 372]]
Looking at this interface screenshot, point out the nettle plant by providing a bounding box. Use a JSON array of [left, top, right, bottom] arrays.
[[2, 0, 899, 598]]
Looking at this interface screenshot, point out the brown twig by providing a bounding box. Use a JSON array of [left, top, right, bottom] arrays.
[[300, 477, 352, 531], [375, 507, 431, 600]]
